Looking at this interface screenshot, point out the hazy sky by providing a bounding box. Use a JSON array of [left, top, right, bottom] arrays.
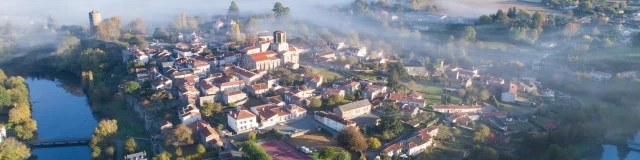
[[1, 0, 352, 26]]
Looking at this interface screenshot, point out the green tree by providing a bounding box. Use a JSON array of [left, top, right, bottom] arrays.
[[479, 15, 493, 25], [243, 142, 272, 160], [379, 103, 403, 135], [338, 126, 368, 151], [544, 144, 569, 160], [0, 69, 7, 82], [310, 98, 322, 108], [129, 36, 149, 49], [0, 87, 11, 108], [230, 24, 244, 43], [228, 1, 240, 20], [367, 137, 382, 149], [123, 81, 141, 94], [0, 137, 31, 160], [248, 132, 257, 142], [462, 26, 476, 41], [532, 11, 546, 27], [164, 124, 194, 147], [197, 144, 206, 154], [201, 101, 222, 116], [272, 2, 291, 20], [332, 151, 351, 160], [124, 137, 137, 153], [387, 68, 400, 90], [245, 18, 258, 34], [319, 147, 336, 159], [471, 146, 499, 160], [153, 27, 170, 40], [517, 9, 531, 19]]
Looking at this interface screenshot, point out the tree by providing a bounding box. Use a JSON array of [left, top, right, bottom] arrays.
[[387, 68, 400, 90], [248, 132, 257, 142], [409, 80, 416, 88], [367, 137, 381, 149], [128, 18, 146, 35], [175, 147, 183, 156], [125, 137, 137, 153], [272, 2, 291, 20], [470, 146, 499, 160], [319, 147, 336, 159], [499, 151, 516, 160], [153, 151, 172, 160], [123, 81, 141, 94], [633, 33, 640, 46], [0, 137, 31, 160], [153, 27, 170, 40], [104, 146, 115, 158], [479, 15, 493, 25], [0, 87, 10, 108], [463, 26, 476, 41], [187, 16, 198, 30], [93, 119, 118, 138], [230, 24, 244, 43], [201, 101, 222, 116], [577, 1, 592, 13], [332, 151, 351, 160], [495, 9, 509, 24], [308, 98, 322, 108], [243, 142, 272, 160], [164, 124, 194, 147], [338, 126, 368, 151], [0, 69, 6, 83], [379, 103, 403, 135], [129, 36, 149, 49], [544, 144, 569, 160], [564, 22, 580, 38], [197, 144, 206, 154], [517, 9, 531, 19], [245, 18, 258, 34], [228, 1, 240, 20], [96, 17, 122, 41], [532, 11, 546, 27]]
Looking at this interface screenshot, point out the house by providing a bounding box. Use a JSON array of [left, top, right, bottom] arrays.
[[223, 90, 248, 105], [432, 105, 482, 113], [250, 104, 307, 128], [405, 134, 434, 156], [363, 85, 387, 100], [382, 142, 403, 157], [341, 81, 361, 95], [447, 112, 479, 126], [450, 68, 479, 79], [230, 67, 263, 84], [324, 88, 345, 98], [178, 104, 202, 126], [151, 77, 172, 90], [304, 73, 323, 89], [326, 62, 351, 70], [541, 88, 554, 99], [387, 92, 426, 108], [400, 103, 423, 118], [188, 120, 223, 148], [0, 125, 5, 143], [333, 100, 372, 119], [283, 92, 310, 107], [404, 60, 429, 77], [620, 71, 638, 78], [178, 84, 200, 101], [124, 151, 147, 160], [488, 117, 508, 131], [247, 83, 270, 97], [590, 71, 612, 81], [314, 111, 356, 132], [519, 81, 538, 94], [501, 92, 516, 103], [345, 46, 367, 57], [218, 80, 246, 92], [197, 81, 219, 96], [227, 109, 259, 133]]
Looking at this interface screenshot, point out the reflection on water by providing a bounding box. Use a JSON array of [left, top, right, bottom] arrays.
[[27, 77, 98, 160]]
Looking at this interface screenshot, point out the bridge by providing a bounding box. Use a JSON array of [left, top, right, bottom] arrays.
[[26, 137, 92, 148]]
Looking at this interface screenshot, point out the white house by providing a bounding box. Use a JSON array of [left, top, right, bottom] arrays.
[[250, 104, 307, 128], [590, 71, 612, 81], [178, 104, 202, 126], [227, 109, 258, 133], [151, 76, 172, 90], [314, 111, 356, 132], [0, 125, 6, 143], [501, 92, 516, 103], [541, 88, 554, 99], [218, 80, 246, 92], [333, 100, 372, 119], [432, 105, 482, 113]]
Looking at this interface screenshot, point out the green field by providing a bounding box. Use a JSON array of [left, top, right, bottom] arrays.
[[315, 68, 345, 81], [500, 103, 537, 114], [582, 46, 640, 72]]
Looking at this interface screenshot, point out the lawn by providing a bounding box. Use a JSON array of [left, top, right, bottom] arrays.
[[582, 46, 640, 72], [483, 41, 517, 50], [499, 103, 537, 114], [288, 132, 337, 150], [315, 68, 345, 82]]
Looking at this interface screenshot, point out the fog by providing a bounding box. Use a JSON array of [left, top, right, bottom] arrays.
[[0, 0, 352, 27]]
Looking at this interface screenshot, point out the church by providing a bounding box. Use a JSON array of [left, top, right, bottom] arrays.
[[242, 30, 299, 70]]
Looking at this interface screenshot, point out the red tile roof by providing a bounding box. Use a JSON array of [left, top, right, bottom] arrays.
[[249, 51, 279, 62], [229, 110, 257, 120]]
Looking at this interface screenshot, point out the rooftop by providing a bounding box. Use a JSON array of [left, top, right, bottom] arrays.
[[335, 100, 372, 112]]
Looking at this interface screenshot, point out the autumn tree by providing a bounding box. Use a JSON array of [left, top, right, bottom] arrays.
[[153, 151, 172, 160], [164, 124, 194, 147], [338, 126, 368, 151], [197, 144, 206, 154], [124, 137, 137, 153], [201, 101, 223, 116], [0, 137, 31, 160], [367, 137, 381, 149], [563, 22, 580, 38], [230, 24, 244, 43], [96, 17, 122, 41], [319, 147, 336, 159], [0, 87, 10, 108], [462, 26, 476, 41], [128, 18, 146, 35], [248, 132, 257, 142]]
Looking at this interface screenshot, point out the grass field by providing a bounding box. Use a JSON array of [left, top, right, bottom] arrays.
[[500, 103, 537, 114], [582, 46, 640, 72], [289, 132, 337, 150], [424, 0, 559, 18], [315, 68, 345, 82]]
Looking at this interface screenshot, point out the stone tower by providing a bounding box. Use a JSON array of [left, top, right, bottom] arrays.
[[272, 30, 289, 52], [88, 10, 102, 34]]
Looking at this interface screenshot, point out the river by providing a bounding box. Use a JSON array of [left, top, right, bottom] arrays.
[[27, 76, 98, 160]]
